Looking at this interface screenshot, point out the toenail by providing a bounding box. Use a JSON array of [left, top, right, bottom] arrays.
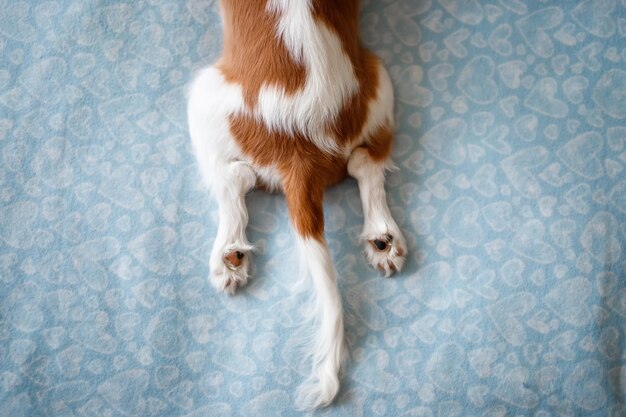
[[236, 251, 244, 259]]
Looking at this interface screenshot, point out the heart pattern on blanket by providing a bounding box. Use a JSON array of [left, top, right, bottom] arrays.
[[2, 1, 625, 416], [457, 55, 498, 104]]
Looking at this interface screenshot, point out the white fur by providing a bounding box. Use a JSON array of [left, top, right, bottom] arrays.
[[262, 0, 359, 153], [187, 66, 246, 187], [348, 148, 407, 276], [294, 237, 345, 410], [253, 165, 283, 192], [209, 161, 256, 293], [187, 68, 255, 292]]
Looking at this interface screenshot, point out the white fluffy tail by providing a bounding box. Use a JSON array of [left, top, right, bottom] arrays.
[[294, 237, 346, 410]]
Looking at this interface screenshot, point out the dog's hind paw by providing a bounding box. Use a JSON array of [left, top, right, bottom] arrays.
[[364, 232, 407, 277], [210, 248, 251, 294]]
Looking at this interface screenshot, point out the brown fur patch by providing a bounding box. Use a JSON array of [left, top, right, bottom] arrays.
[[229, 113, 348, 239], [362, 124, 394, 162], [217, 0, 306, 108], [312, 1, 361, 60], [312, 1, 382, 146], [332, 51, 382, 146]]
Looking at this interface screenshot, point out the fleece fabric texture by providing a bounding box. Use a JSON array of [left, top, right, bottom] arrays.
[[1, 0, 625, 416]]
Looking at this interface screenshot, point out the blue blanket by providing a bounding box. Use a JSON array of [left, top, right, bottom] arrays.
[[1, 1, 625, 416]]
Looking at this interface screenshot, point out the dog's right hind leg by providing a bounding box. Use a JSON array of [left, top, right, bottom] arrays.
[[207, 160, 256, 294], [187, 67, 255, 293]]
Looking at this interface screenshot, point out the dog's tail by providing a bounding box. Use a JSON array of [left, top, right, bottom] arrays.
[[283, 168, 345, 410]]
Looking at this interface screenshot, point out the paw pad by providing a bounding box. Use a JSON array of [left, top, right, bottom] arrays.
[[224, 251, 245, 269], [370, 234, 393, 252]]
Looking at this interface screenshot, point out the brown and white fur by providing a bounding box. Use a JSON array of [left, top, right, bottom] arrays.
[[187, 0, 407, 409]]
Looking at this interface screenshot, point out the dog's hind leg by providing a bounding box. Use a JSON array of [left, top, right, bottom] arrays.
[[187, 67, 255, 293], [348, 130, 407, 277], [206, 160, 256, 294]]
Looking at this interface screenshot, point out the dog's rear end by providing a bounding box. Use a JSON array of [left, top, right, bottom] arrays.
[[188, 0, 406, 408]]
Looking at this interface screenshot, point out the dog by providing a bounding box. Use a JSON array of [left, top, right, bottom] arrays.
[[187, 0, 407, 409]]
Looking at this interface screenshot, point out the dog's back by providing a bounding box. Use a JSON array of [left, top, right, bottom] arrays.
[[218, 0, 362, 135], [187, 0, 404, 409]]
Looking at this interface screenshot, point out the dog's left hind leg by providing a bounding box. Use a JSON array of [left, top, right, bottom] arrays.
[[348, 137, 407, 277], [208, 160, 256, 294]]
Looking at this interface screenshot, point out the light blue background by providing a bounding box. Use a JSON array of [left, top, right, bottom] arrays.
[[1, 0, 625, 416]]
